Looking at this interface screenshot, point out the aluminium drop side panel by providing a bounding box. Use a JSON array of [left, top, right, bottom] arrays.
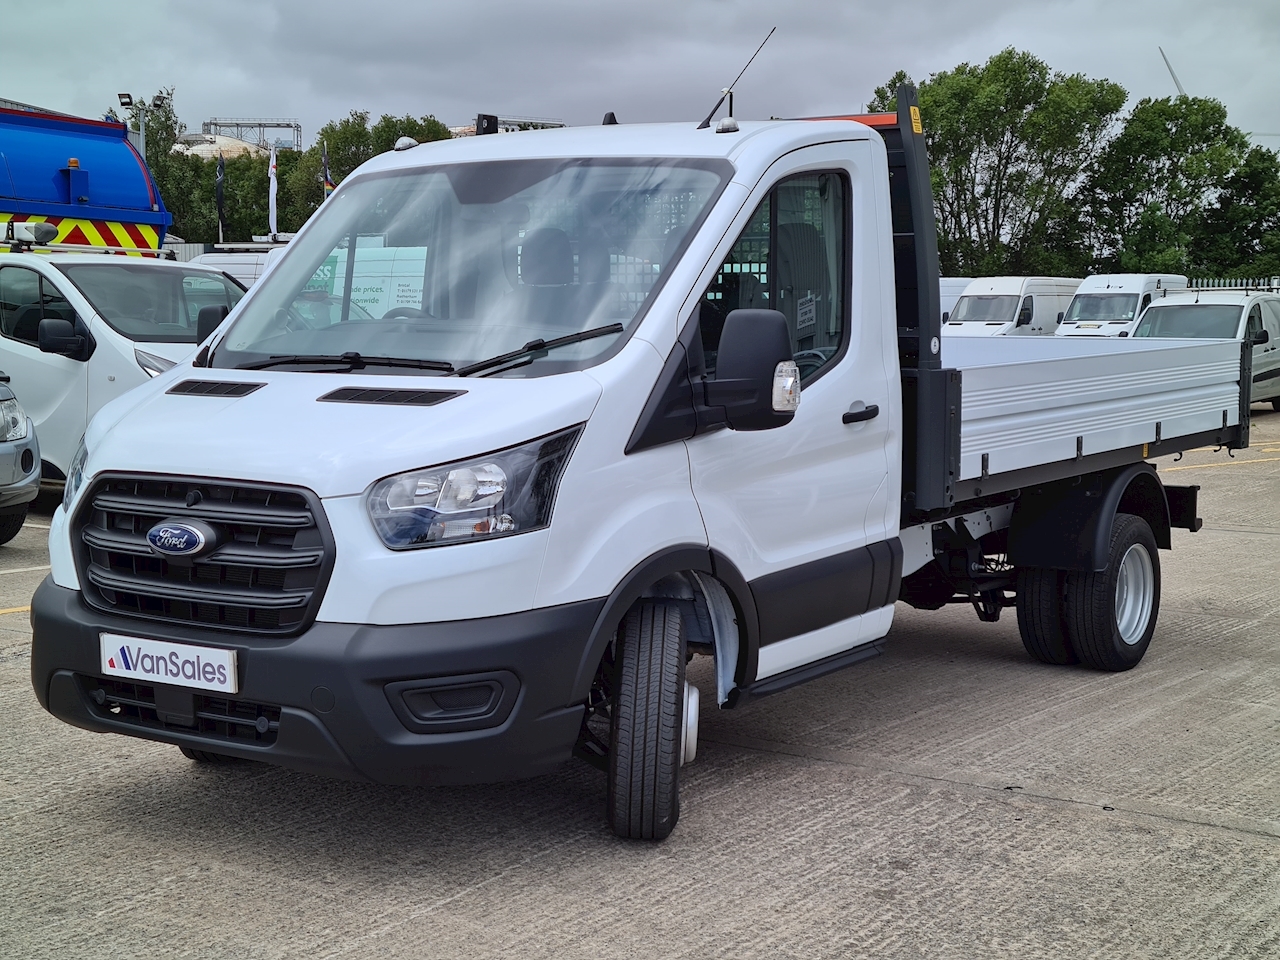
[[943, 336, 1244, 481]]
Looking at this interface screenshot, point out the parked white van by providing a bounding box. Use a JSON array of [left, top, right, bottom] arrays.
[[1130, 289, 1280, 407], [1056, 274, 1187, 337], [0, 253, 245, 478], [944, 277, 1081, 336], [938, 277, 972, 319], [190, 251, 282, 288]]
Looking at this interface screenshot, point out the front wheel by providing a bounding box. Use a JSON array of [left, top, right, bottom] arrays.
[[607, 600, 685, 841], [0, 509, 25, 546], [1064, 513, 1160, 671]]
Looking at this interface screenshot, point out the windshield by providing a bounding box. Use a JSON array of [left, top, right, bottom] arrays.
[[212, 158, 731, 376], [1063, 293, 1139, 323], [1132, 304, 1243, 339], [59, 262, 245, 343], [950, 295, 1018, 323]]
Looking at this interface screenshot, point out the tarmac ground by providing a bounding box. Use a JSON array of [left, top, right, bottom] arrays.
[[1, 409, 1277, 959]]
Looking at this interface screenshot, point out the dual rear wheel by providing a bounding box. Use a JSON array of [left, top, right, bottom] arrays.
[[1016, 513, 1160, 671]]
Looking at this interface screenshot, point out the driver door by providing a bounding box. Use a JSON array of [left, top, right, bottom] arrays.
[[685, 142, 898, 684]]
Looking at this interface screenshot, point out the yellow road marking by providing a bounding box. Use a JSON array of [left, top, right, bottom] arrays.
[[1164, 455, 1280, 472], [0, 605, 30, 615]]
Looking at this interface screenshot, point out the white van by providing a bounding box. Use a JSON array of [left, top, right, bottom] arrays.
[[190, 251, 278, 288], [1056, 274, 1187, 337], [944, 276, 1081, 336], [1131, 289, 1280, 407], [31, 104, 1247, 841], [0, 253, 245, 478], [938, 277, 973, 319]]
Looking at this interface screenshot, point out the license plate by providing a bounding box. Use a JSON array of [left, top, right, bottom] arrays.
[[100, 633, 239, 695]]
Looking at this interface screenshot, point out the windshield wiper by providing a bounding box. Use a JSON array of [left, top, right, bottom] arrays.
[[236, 352, 454, 373], [452, 323, 625, 378]]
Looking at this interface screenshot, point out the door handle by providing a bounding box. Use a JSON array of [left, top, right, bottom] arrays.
[[842, 404, 880, 425]]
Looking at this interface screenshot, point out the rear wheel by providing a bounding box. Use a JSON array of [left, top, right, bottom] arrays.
[[1064, 513, 1160, 671], [1271, 399, 1280, 412], [179, 746, 243, 764], [1015, 567, 1076, 664], [607, 600, 685, 841], [0, 509, 26, 546]]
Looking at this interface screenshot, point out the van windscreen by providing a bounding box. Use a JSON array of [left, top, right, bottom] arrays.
[[211, 158, 731, 376], [1131, 304, 1243, 339], [58, 263, 246, 343], [1062, 293, 1139, 323], [949, 295, 1017, 322]]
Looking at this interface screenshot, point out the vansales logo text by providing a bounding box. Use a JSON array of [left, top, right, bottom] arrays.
[[108, 645, 228, 686]]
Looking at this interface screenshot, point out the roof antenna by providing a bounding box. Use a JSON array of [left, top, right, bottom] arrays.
[[697, 27, 776, 129], [1159, 46, 1187, 97]]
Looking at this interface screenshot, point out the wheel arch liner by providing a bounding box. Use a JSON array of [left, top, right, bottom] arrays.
[[1007, 463, 1171, 572]]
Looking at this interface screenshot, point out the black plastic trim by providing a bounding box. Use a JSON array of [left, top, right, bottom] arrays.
[[1164, 484, 1203, 532], [739, 641, 883, 701], [385, 670, 519, 733], [750, 538, 903, 646]]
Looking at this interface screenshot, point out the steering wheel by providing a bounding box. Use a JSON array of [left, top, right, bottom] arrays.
[[381, 306, 437, 321]]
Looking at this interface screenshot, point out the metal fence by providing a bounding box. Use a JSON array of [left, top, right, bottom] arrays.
[[1190, 277, 1280, 292]]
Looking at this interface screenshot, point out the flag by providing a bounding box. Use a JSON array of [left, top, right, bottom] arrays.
[[268, 145, 278, 238], [215, 152, 225, 243], [321, 140, 336, 198]]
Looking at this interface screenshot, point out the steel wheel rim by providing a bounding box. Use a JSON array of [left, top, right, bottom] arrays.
[[1114, 543, 1154, 645]]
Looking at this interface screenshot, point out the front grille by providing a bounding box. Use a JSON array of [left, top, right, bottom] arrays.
[[75, 475, 334, 635], [81, 675, 281, 746]]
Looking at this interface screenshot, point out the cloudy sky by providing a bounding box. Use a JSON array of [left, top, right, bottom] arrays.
[[5, 0, 1278, 145]]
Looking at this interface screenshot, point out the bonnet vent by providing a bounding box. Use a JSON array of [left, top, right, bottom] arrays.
[[317, 387, 465, 406], [168, 380, 265, 397]]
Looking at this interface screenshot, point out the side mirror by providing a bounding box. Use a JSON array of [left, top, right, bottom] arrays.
[[1255, 329, 1271, 346], [38, 317, 84, 356], [941, 311, 950, 323], [704, 308, 798, 431], [1057, 311, 1065, 323], [1016, 309, 1033, 327], [197, 304, 229, 344], [1118, 331, 1129, 338]]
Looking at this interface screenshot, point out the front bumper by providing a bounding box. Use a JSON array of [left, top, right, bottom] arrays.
[[0, 422, 40, 511], [31, 578, 605, 785]]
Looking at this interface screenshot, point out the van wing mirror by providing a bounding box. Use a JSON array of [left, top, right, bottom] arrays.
[[197, 304, 230, 344], [1255, 329, 1271, 346], [941, 311, 949, 322], [1016, 308, 1033, 327], [1057, 311, 1065, 323], [38, 317, 84, 357], [703, 309, 798, 431]]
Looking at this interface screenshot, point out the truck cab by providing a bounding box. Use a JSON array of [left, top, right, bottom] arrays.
[[1056, 274, 1187, 337], [944, 276, 1081, 336]]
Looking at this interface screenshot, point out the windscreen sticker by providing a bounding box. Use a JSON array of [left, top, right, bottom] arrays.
[[797, 294, 816, 330]]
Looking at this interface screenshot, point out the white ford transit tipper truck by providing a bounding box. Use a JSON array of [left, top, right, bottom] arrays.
[[1056, 274, 1187, 337], [31, 91, 1251, 840], [943, 276, 1081, 336]]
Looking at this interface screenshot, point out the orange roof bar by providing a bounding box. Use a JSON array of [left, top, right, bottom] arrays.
[[799, 112, 898, 127]]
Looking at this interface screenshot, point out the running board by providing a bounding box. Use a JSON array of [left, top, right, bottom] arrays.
[[731, 641, 884, 705]]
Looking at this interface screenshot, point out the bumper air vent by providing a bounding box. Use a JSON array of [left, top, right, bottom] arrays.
[[168, 380, 265, 397], [80, 675, 282, 746], [317, 387, 465, 406], [74, 475, 334, 636]]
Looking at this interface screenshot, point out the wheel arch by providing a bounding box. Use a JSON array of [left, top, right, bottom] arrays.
[[569, 545, 760, 705], [1008, 463, 1171, 573]]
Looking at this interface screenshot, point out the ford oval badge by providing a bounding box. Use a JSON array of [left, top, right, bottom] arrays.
[[146, 521, 207, 557]]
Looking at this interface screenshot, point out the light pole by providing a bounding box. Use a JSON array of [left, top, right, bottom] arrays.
[[117, 92, 168, 161]]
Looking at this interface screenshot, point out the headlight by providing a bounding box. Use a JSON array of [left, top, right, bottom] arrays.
[[135, 348, 176, 378], [0, 397, 28, 442], [367, 426, 582, 549], [63, 437, 89, 511]]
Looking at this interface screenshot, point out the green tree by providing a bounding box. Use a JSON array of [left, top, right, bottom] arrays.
[[1087, 96, 1253, 273], [871, 50, 1127, 276], [1194, 145, 1280, 278]]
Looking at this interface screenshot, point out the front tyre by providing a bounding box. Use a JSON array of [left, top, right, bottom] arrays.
[[608, 600, 684, 841], [1064, 513, 1160, 671], [0, 509, 26, 546]]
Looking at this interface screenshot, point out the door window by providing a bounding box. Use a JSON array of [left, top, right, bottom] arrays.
[[1262, 299, 1280, 337], [699, 171, 847, 382], [1246, 303, 1264, 342], [1017, 296, 1034, 325], [0, 266, 43, 345]]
